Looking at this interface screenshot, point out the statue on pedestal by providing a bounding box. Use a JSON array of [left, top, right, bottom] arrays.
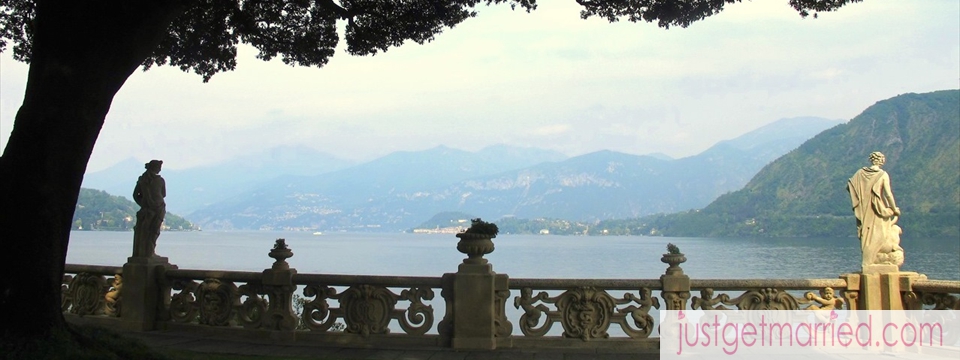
[[132, 160, 166, 258], [847, 151, 903, 272]]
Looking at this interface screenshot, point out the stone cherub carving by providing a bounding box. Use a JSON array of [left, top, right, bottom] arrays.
[[132, 160, 166, 257], [805, 287, 843, 310], [847, 151, 904, 271], [105, 274, 122, 316]]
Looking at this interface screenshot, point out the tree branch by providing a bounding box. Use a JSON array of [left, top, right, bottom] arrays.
[[316, 0, 351, 19]]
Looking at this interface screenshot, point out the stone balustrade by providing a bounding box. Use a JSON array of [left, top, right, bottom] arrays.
[[61, 238, 960, 351], [62, 264, 123, 317], [906, 280, 960, 310]]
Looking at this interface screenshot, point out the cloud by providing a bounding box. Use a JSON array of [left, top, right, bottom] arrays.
[[530, 124, 572, 136], [2, 0, 958, 172]]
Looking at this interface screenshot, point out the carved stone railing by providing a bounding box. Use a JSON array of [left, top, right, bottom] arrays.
[[159, 270, 444, 341], [904, 279, 960, 310], [141, 245, 449, 348], [61, 238, 959, 352], [293, 274, 441, 337], [161, 269, 265, 327], [688, 279, 849, 311], [62, 264, 123, 318], [510, 279, 661, 342]]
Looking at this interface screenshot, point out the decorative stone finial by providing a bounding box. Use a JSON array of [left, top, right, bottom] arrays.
[[456, 218, 498, 264], [268, 238, 293, 270], [661, 243, 686, 275]]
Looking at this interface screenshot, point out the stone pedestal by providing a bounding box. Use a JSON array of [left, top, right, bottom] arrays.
[[259, 238, 298, 331], [862, 264, 900, 275], [660, 250, 691, 310], [260, 267, 298, 331], [848, 270, 924, 310], [121, 256, 177, 331], [451, 262, 497, 350]]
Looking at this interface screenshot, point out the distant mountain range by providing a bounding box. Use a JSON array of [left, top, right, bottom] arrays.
[[154, 116, 841, 231], [83, 145, 357, 214], [601, 90, 960, 238]]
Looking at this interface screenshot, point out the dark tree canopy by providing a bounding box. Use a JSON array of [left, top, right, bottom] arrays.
[[1, 0, 860, 81], [0, 0, 862, 347]]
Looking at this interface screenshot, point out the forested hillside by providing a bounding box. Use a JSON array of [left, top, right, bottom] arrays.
[[599, 90, 960, 238], [73, 189, 197, 231]]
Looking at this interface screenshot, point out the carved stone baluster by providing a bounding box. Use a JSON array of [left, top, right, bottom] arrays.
[[660, 244, 690, 310], [438, 273, 455, 344], [396, 286, 435, 335], [341, 284, 395, 335], [556, 287, 615, 341], [197, 278, 239, 326], [514, 288, 556, 337], [259, 239, 298, 331], [301, 284, 341, 331], [901, 291, 920, 310], [618, 288, 660, 339], [168, 279, 199, 323], [727, 288, 799, 310], [237, 281, 266, 328], [493, 275, 512, 339], [68, 272, 106, 316], [104, 274, 122, 317], [840, 273, 860, 310], [920, 293, 960, 310], [61, 274, 74, 312], [449, 219, 501, 350]]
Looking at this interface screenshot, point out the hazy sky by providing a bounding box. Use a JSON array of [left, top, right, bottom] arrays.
[[2, 0, 958, 171]]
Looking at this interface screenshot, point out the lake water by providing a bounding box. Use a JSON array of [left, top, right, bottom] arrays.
[[67, 231, 960, 281]]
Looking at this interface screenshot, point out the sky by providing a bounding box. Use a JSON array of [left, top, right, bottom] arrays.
[[1, 0, 959, 172]]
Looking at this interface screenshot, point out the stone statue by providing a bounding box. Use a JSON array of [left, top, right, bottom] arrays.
[[132, 160, 166, 257], [847, 151, 903, 272]]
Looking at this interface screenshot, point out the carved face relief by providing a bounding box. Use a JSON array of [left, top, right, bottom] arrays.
[[198, 279, 236, 326], [341, 285, 394, 336], [556, 287, 614, 340]]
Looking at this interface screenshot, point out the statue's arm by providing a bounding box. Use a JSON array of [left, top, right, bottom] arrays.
[[847, 179, 858, 210], [132, 178, 143, 206], [881, 172, 900, 215]]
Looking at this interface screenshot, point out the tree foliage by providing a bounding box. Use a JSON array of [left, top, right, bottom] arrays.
[[1, 0, 860, 81], [0, 0, 865, 343]]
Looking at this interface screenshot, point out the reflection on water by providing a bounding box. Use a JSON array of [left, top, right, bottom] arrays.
[[67, 231, 960, 280]]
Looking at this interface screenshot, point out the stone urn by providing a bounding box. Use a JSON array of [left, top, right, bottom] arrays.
[[456, 232, 496, 265], [269, 238, 294, 270], [661, 243, 686, 276]]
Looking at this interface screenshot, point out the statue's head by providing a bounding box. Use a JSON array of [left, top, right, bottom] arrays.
[[145, 160, 163, 173], [869, 152, 885, 167]]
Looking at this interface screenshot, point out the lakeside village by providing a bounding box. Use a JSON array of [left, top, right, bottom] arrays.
[[412, 219, 476, 235]]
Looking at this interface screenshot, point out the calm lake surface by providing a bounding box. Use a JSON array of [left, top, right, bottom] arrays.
[[67, 231, 960, 281]]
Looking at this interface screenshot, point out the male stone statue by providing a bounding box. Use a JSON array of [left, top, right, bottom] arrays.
[[847, 151, 903, 272], [132, 160, 166, 257]]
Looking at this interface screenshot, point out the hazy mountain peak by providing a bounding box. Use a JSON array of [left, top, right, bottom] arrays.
[[644, 152, 674, 161], [476, 144, 568, 163], [722, 116, 845, 151], [639, 90, 959, 238]]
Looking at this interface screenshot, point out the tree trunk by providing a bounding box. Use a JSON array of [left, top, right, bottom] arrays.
[[0, 0, 182, 339]]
